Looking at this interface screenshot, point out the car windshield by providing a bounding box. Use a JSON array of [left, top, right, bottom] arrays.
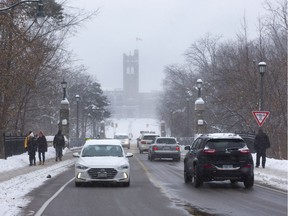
[[206, 139, 246, 150], [82, 145, 123, 157], [156, 138, 176, 144], [114, 135, 129, 139]]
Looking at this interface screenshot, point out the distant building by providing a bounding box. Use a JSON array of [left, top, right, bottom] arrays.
[[105, 49, 159, 118]]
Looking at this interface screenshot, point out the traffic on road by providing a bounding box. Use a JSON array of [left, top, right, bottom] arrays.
[[23, 137, 287, 216]]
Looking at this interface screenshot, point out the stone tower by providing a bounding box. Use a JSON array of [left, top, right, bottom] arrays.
[[123, 49, 139, 98]]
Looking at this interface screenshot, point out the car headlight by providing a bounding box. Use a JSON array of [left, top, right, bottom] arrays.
[[76, 163, 88, 170], [118, 164, 129, 170]]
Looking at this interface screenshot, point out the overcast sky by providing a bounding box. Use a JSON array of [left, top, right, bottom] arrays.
[[67, 0, 267, 93]]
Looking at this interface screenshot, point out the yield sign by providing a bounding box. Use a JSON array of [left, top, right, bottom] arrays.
[[252, 111, 270, 127]]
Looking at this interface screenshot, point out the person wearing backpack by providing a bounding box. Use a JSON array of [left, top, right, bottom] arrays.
[[53, 130, 65, 161], [24, 131, 37, 166]]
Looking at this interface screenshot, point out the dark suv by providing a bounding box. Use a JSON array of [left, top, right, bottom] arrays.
[[184, 133, 254, 188]]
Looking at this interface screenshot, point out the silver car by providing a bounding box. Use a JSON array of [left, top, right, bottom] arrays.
[[73, 139, 133, 187], [148, 137, 181, 161]]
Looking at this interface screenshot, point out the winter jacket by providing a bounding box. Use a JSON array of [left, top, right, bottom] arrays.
[[53, 134, 65, 148], [254, 130, 270, 151], [37, 136, 48, 152], [27, 136, 37, 155]]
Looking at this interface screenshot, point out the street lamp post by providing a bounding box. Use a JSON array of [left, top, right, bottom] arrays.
[[195, 79, 205, 135], [196, 79, 203, 98], [75, 95, 80, 139], [59, 79, 69, 147], [91, 106, 97, 138], [61, 79, 67, 100], [258, 62, 266, 111], [186, 89, 193, 137]]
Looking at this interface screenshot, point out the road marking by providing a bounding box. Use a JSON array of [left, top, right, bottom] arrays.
[[34, 177, 74, 216]]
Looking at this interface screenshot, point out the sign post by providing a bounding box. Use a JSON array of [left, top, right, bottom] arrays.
[[252, 111, 270, 127]]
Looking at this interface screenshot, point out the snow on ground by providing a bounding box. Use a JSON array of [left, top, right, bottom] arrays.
[[0, 118, 287, 215]]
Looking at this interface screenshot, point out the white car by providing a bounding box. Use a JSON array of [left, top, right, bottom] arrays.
[[138, 133, 160, 154], [73, 139, 133, 187], [114, 133, 131, 149]]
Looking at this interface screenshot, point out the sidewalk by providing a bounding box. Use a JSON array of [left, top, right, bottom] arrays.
[[0, 147, 78, 183]]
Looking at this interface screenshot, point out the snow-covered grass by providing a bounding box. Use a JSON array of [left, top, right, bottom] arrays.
[[0, 118, 286, 215]]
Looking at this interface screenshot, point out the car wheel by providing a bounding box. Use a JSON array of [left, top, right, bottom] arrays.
[[150, 155, 154, 161], [230, 179, 238, 184], [148, 154, 150, 160], [139, 149, 142, 154], [174, 157, 180, 162], [184, 170, 192, 183], [75, 181, 82, 187], [192, 165, 203, 188], [123, 180, 130, 187], [244, 176, 254, 188]]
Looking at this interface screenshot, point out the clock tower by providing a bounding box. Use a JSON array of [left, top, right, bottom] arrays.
[[123, 49, 139, 98]]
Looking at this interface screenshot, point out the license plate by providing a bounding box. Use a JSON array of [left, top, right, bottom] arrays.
[[98, 172, 107, 178], [223, 165, 233, 169], [163, 147, 170, 150]]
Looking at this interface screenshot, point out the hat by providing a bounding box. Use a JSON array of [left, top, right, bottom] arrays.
[[29, 132, 34, 137]]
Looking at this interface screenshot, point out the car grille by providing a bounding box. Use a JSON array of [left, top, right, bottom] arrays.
[[88, 168, 118, 179]]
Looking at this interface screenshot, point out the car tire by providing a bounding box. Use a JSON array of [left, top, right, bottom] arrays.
[[123, 179, 130, 187], [140, 149, 143, 154], [148, 154, 150, 160], [75, 181, 82, 187], [244, 176, 254, 188], [150, 155, 154, 161], [230, 179, 238, 184], [192, 165, 203, 188], [184, 170, 192, 183]]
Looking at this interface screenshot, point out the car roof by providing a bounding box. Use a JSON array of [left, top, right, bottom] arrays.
[[114, 132, 128, 136], [84, 139, 122, 146], [200, 133, 244, 140], [142, 133, 160, 136], [156, 137, 176, 140]]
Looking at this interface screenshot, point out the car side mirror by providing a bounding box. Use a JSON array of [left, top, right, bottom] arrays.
[[184, 146, 190, 151], [126, 153, 133, 158], [73, 152, 80, 157]]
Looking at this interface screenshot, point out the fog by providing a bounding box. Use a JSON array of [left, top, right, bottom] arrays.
[[68, 0, 267, 93]]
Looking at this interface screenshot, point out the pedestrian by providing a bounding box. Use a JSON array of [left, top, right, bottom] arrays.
[[254, 128, 270, 168], [53, 130, 65, 161], [24, 131, 37, 166], [36, 131, 48, 165]]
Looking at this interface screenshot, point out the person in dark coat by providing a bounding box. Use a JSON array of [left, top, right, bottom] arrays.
[[254, 128, 270, 168], [37, 131, 48, 165], [53, 130, 65, 161], [26, 131, 37, 166]]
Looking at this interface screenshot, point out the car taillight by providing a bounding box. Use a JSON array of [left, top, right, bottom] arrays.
[[203, 148, 216, 154], [175, 146, 180, 151], [239, 148, 250, 154], [153, 146, 158, 151], [203, 164, 213, 169], [243, 164, 253, 168]]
